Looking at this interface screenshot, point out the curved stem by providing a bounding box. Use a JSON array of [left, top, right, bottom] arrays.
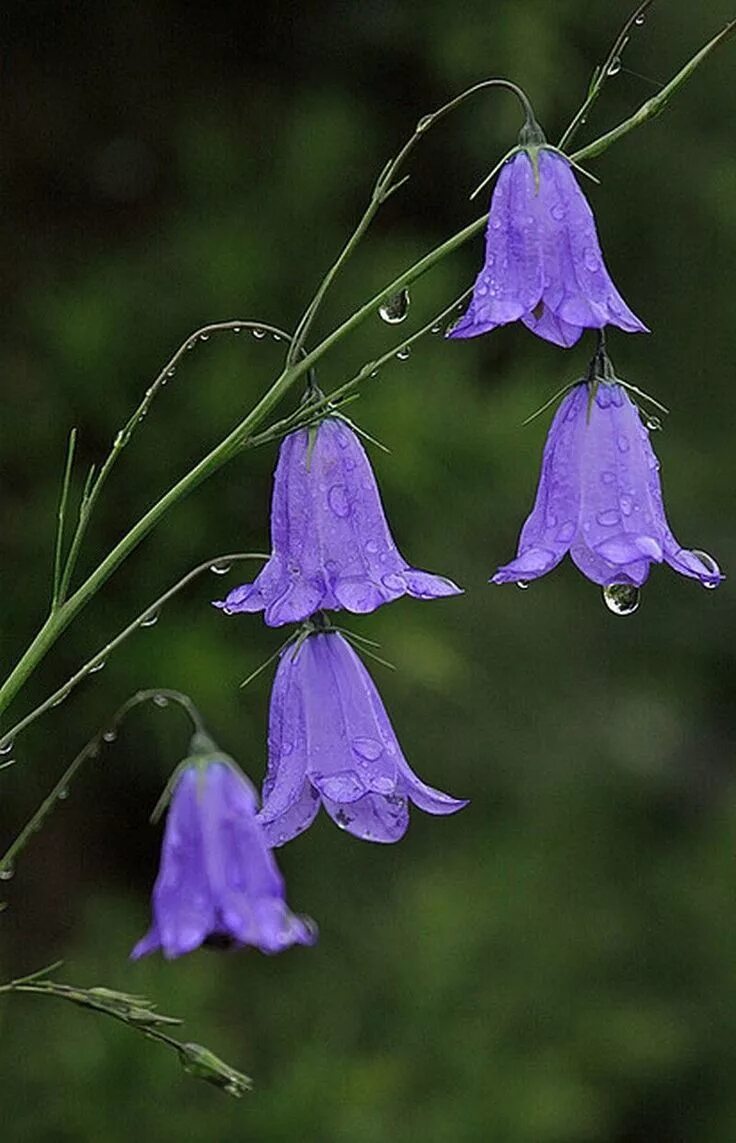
[[0, 688, 209, 878], [0, 552, 267, 751], [286, 77, 537, 367]]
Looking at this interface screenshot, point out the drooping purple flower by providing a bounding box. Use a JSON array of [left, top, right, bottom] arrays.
[[258, 630, 467, 846], [492, 380, 723, 597], [132, 757, 316, 960], [448, 148, 648, 348], [214, 417, 461, 627]]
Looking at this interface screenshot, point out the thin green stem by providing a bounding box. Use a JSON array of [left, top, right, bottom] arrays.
[[558, 0, 657, 153], [286, 78, 537, 367], [52, 429, 78, 609], [0, 688, 209, 877], [0, 552, 267, 752], [571, 19, 736, 164]]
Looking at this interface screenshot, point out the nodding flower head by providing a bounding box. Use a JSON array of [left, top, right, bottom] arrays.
[[214, 418, 461, 627], [492, 380, 723, 596], [448, 148, 647, 348], [132, 757, 316, 960], [258, 630, 468, 846]]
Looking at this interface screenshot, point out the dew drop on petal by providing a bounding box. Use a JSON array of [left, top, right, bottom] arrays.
[[556, 522, 576, 543], [692, 549, 721, 587], [352, 736, 383, 762], [378, 288, 410, 324], [619, 495, 634, 517], [550, 203, 566, 221], [583, 248, 600, 273], [328, 484, 350, 518], [596, 509, 620, 527], [381, 572, 405, 591], [617, 434, 630, 453], [602, 583, 640, 616]]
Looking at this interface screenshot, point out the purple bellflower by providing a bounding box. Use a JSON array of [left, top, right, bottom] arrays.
[[448, 147, 648, 348], [132, 754, 316, 960], [492, 379, 723, 599], [214, 417, 461, 627], [258, 629, 467, 845]]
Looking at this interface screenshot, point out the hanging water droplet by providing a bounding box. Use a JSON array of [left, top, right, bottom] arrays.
[[395, 346, 412, 361], [416, 114, 433, 132], [199, 332, 210, 342], [51, 690, 71, 708], [209, 560, 233, 576], [369, 369, 379, 378], [102, 729, 117, 743], [186, 339, 196, 351], [634, 12, 646, 25], [430, 323, 442, 334], [378, 288, 411, 325], [140, 609, 160, 627], [607, 56, 622, 76], [646, 415, 662, 432], [251, 327, 266, 340], [271, 332, 282, 342], [58, 787, 70, 800], [153, 693, 169, 708], [166, 367, 176, 378], [0, 739, 13, 756], [602, 582, 640, 616], [0, 862, 15, 881], [692, 550, 720, 586], [88, 660, 106, 674], [516, 580, 529, 590], [233, 325, 242, 334]]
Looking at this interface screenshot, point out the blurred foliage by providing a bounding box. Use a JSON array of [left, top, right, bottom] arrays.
[[1, 1, 736, 1140]]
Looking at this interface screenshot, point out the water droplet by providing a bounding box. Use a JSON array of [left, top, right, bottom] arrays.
[[619, 495, 634, 517], [252, 327, 266, 340], [186, 339, 196, 351], [378, 288, 411, 325], [550, 203, 566, 221], [646, 415, 662, 432], [601, 471, 616, 485], [352, 736, 383, 762], [0, 739, 13, 756], [603, 583, 640, 616], [634, 12, 646, 25], [199, 332, 210, 342], [271, 332, 282, 342], [692, 550, 720, 586], [617, 434, 630, 453], [233, 325, 242, 334], [430, 323, 442, 334], [153, 694, 169, 708], [364, 539, 380, 555], [335, 808, 353, 830], [556, 522, 576, 543], [583, 248, 600, 273], [381, 572, 405, 592], [51, 690, 71, 707], [328, 484, 350, 518], [596, 509, 620, 527], [395, 346, 411, 361], [0, 862, 15, 881], [166, 367, 176, 378], [58, 787, 69, 800], [416, 114, 433, 131], [102, 729, 117, 743], [140, 609, 160, 628], [516, 580, 529, 590], [209, 560, 233, 575], [88, 660, 106, 674], [607, 56, 622, 76]]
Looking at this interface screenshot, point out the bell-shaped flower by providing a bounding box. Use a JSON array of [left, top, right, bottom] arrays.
[[259, 630, 467, 845], [492, 380, 723, 594], [132, 754, 316, 959], [215, 417, 460, 627], [448, 148, 648, 348]]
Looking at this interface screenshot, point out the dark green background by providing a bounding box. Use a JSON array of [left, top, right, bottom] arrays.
[[1, 2, 735, 1140]]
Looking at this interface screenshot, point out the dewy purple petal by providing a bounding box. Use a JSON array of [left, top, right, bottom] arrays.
[[215, 418, 461, 627], [448, 148, 648, 347], [131, 761, 316, 960], [258, 631, 467, 846], [492, 381, 724, 591]]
